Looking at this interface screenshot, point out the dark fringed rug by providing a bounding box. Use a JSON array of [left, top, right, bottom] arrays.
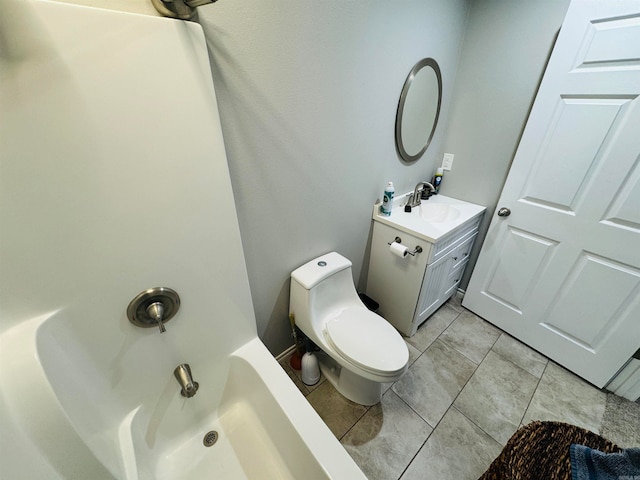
[[478, 421, 621, 480]]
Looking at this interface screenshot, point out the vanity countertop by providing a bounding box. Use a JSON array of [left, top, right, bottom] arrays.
[[372, 193, 486, 243]]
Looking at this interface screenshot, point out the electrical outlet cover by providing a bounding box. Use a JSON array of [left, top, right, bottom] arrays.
[[442, 153, 454, 171]]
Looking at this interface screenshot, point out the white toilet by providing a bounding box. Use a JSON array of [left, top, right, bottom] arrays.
[[289, 252, 409, 405]]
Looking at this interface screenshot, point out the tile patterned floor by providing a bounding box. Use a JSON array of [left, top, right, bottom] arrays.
[[279, 294, 639, 480]]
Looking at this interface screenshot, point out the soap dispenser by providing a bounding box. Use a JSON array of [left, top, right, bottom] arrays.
[[381, 181, 394, 216]]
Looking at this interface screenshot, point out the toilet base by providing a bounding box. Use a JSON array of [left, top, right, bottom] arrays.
[[317, 353, 386, 406]]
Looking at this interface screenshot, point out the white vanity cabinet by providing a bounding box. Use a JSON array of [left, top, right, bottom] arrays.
[[366, 195, 485, 337]]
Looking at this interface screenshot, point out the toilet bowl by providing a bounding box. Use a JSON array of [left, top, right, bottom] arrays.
[[289, 252, 408, 405]]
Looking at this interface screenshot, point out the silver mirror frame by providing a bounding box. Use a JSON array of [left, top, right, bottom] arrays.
[[395, 58, 442, 163]]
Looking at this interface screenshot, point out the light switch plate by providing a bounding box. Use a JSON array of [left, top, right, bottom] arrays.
[[442, 153, 454, 171]]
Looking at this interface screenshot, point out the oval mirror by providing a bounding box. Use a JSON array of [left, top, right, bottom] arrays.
[[395, 58, 442, 162]]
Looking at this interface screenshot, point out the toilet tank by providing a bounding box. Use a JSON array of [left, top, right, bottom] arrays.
[[290, 252, 361, 334]]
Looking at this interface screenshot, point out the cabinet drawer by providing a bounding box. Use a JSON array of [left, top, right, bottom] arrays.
[[449, 232, 477, 270], [430, 216, 481, 263], [444, 258, 469, 298]]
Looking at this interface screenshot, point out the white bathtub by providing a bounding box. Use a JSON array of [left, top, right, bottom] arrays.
[[0, 311, 365, 479]]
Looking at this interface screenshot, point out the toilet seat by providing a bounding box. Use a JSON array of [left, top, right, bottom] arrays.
[[324, 307, 408, 376]]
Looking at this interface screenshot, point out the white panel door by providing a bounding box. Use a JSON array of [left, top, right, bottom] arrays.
[[463, 0, 640, 388]]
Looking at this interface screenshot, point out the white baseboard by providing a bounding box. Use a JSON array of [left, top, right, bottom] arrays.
[[275, 344, 297, 362], [606, 358, 640, 402]]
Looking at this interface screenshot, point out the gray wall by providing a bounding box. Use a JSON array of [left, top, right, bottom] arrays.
[[439, 0, 570, 288], [198, 1, 471, 355], [198, 0, 572, 355]]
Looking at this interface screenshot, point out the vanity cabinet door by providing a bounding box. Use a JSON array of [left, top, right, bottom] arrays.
[[414, 232, 478, 333], [412, 252, 451, 333]]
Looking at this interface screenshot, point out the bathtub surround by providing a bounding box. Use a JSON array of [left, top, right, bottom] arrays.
[[53, 0, 159, 15], [0, 2, 365, 478]]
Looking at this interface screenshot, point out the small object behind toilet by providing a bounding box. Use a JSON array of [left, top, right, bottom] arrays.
[[301, 352, 320, 386], [301, 339, 320, 386], [289, 313, 303, 370]]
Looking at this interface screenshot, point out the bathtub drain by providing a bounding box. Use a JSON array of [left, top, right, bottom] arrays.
[[203, 430, 219, 447]]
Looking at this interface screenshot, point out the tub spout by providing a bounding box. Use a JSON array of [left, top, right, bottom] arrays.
[[174, 364, 199, 398]]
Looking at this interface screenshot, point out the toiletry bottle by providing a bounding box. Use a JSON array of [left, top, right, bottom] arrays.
[[433, 168, 443, 194], [381, 181, 394, 216]]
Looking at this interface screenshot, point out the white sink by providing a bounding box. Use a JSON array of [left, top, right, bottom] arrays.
[[373, 193, 485, 242], [418, 202, 461, 223]]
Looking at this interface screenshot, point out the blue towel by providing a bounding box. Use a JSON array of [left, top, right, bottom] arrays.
[[570, 444, 640, 480]]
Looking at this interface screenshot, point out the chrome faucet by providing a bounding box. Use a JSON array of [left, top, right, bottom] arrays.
[[407, 181, 436, 208], [174, 364, 199, 398]]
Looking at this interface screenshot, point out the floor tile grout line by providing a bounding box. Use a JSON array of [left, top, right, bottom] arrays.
[[440, 343, 499, 442], [387, 367, 474, 480], [441, 313, 502, 367], [394, 381, 497, 478], [392, 309, 494, 477], [396, 435, 429, 480], [393, 306, 479, 429], [399, 306, 486, 423], [489, 334, 549, 380], [452, 405, 506, 448], [338, 403, 372, 441], [405, 305, 463, 356], [427, 322, 508, 448], [407, 326, 534, 453], [394, 392, 444, 480], [448, 320, 559, 447], [516, 355, 550, 429], [339, 388, 437, 479], [396, 311, 549, 477], [392, 386, 438, 432]]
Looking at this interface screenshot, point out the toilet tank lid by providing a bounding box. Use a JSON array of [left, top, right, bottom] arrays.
[[291, 252, 352, 290]]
